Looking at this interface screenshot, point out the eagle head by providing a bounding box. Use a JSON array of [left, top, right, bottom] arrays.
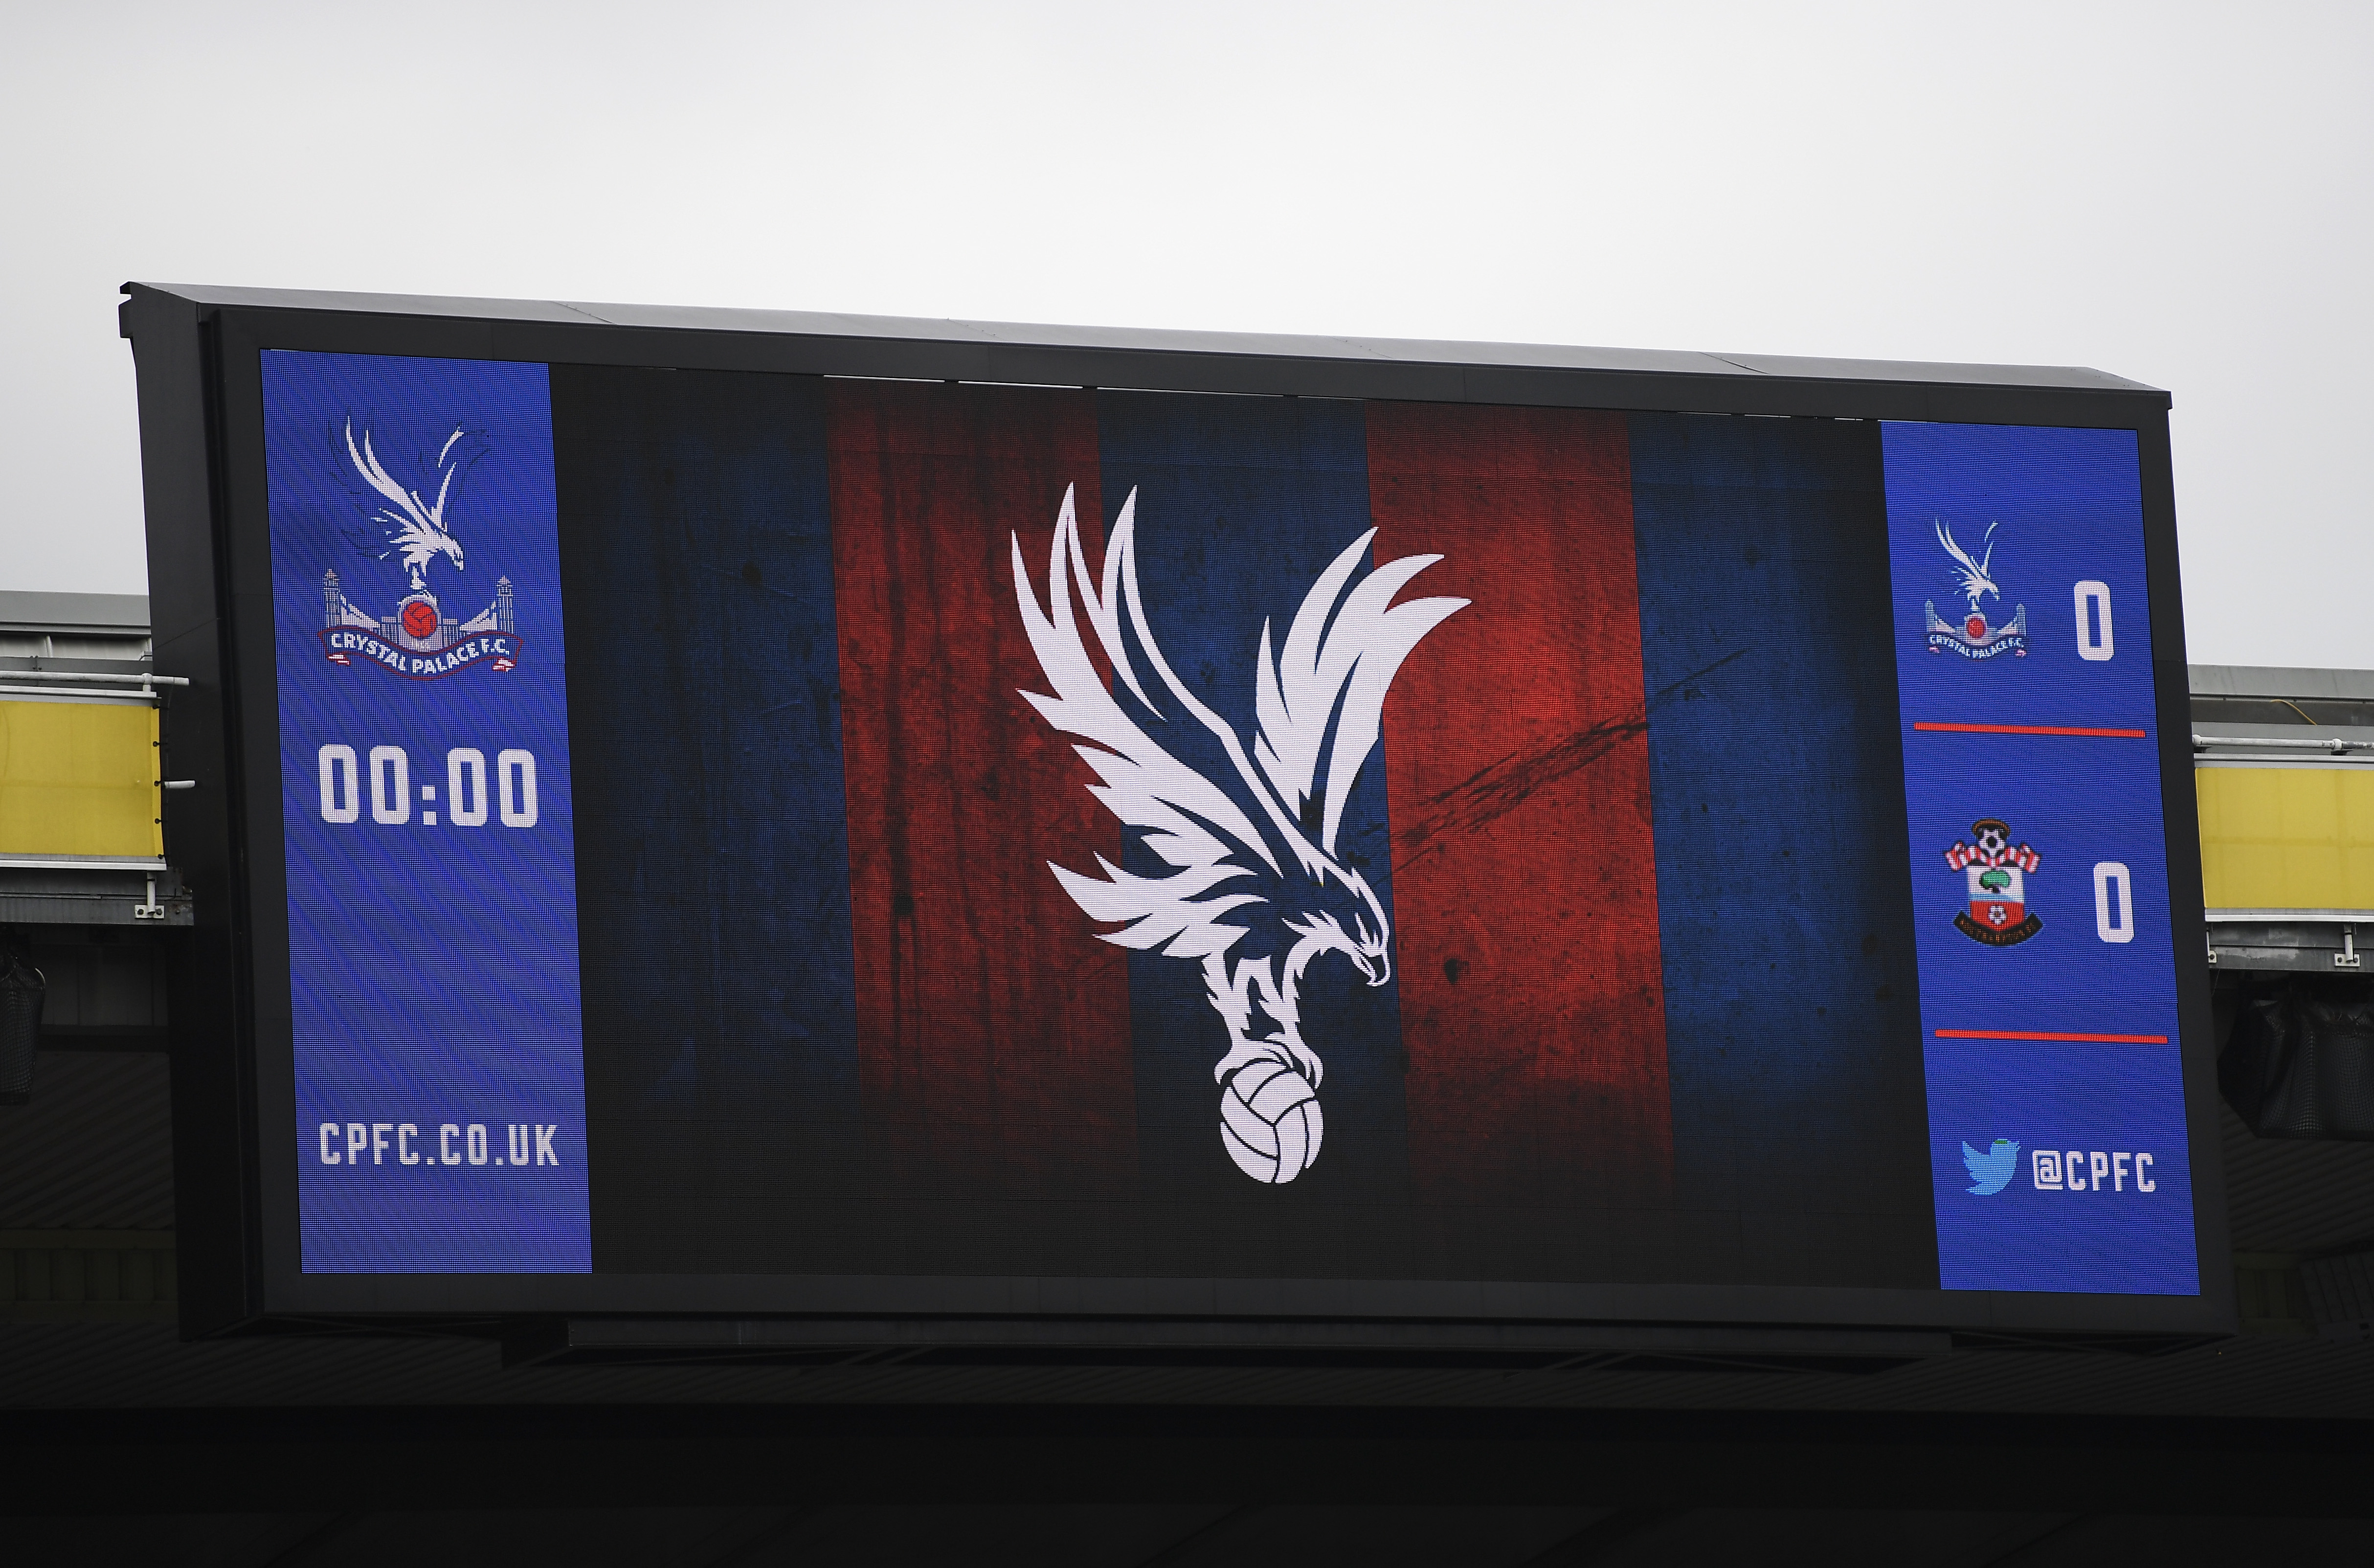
[[1283, 866, 1394, 988]]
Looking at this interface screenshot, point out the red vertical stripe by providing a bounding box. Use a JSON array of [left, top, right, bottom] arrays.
[[1369, 403, 1672, 1207], [826, 383, 1136, 1200]]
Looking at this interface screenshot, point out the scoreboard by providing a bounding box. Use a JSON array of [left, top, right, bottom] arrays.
[[123, 284, 2227, 1344]]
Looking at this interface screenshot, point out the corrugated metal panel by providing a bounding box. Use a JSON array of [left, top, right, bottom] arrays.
[[2301, 1252, 2374, 1340], [0, 592, 152, 635], [2231, 1255, 2314, 1335], [2218, 1101, 2374, 1254], [0, 1229, 175, 1321], [2192, 665, 2374, 702], [0, 1051, 174, 1229], [24, 935, 170, 1030]]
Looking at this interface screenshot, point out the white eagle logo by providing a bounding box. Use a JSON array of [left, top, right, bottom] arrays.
[[344, 417, 474, 595], [1935, 518, 2001, 616], [1011, 486, 1466, 1183]]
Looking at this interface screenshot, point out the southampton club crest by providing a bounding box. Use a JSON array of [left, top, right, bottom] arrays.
[[1945, 818, 2042, 946], [1924, 519, 2028, 659], [314, 418, 524, 680], [1012, 487, 1466, 1186]]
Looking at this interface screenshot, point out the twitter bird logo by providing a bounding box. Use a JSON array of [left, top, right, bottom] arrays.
[[1962, 1138, 2021, 1195]]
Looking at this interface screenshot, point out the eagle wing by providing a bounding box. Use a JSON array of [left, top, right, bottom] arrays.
[[342, 420, 476, 569], [1935, 518, 1998, 605], [1251, 529, 1467, 855], [1012, 487, 1293, 961]]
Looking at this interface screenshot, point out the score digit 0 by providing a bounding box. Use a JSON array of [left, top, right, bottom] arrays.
[[2093, 861, 2135, 944], [317, 744, 537, 828], [2074, 580, 2114, 662]]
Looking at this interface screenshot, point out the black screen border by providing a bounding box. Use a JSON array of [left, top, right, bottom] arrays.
[[121, 283, 2231, 1342]]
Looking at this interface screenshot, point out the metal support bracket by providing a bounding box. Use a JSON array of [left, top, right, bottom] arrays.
[[2338, 925, 2362, 970], [142, 782, 195, 919]]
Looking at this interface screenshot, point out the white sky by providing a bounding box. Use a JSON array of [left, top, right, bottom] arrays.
[[4, 2, 2367, 669]]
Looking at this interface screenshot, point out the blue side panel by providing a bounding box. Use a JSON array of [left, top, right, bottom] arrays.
[[1096, 392, 1413, 1208], [1882, 423, 2156, 730], [1628, 414, 1937, 1287], [1924, 1039, 2196, 1294], [547, 367, 863, 1267], [1881, 422, 2195, 1294], [264, 351, 589, 1272]]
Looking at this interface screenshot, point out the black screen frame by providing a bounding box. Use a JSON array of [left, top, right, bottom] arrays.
[[122, 283, 2232, 1343]]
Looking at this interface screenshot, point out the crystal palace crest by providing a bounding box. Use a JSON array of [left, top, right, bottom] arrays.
[[1924, 519, 2028, 659], [314, 419, 524, 680]]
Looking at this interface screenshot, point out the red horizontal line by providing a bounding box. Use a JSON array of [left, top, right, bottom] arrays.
[[1935, 1029, 2169, 1045], [1913, 721, 2149, 738]]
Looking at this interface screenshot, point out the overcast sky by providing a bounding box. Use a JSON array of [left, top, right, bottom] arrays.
[[5, 2, 2367, 669]]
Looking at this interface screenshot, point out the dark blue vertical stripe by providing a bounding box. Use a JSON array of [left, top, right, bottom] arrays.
[[1096, 392, 1413, 1210], [1628, 413, 1937, 1287], [552, 366, 861, 1269]]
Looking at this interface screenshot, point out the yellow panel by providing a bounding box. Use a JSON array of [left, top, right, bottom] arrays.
[[0, 700, 160, 858], [2196, 765, 2374, 913]]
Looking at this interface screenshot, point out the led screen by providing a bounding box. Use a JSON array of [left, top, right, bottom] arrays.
[[260, 353, 2197, 1297], [263, 353, 588, 1270]]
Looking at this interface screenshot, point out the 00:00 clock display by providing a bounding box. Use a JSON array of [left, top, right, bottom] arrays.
[[315, 743, 538, 828]]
